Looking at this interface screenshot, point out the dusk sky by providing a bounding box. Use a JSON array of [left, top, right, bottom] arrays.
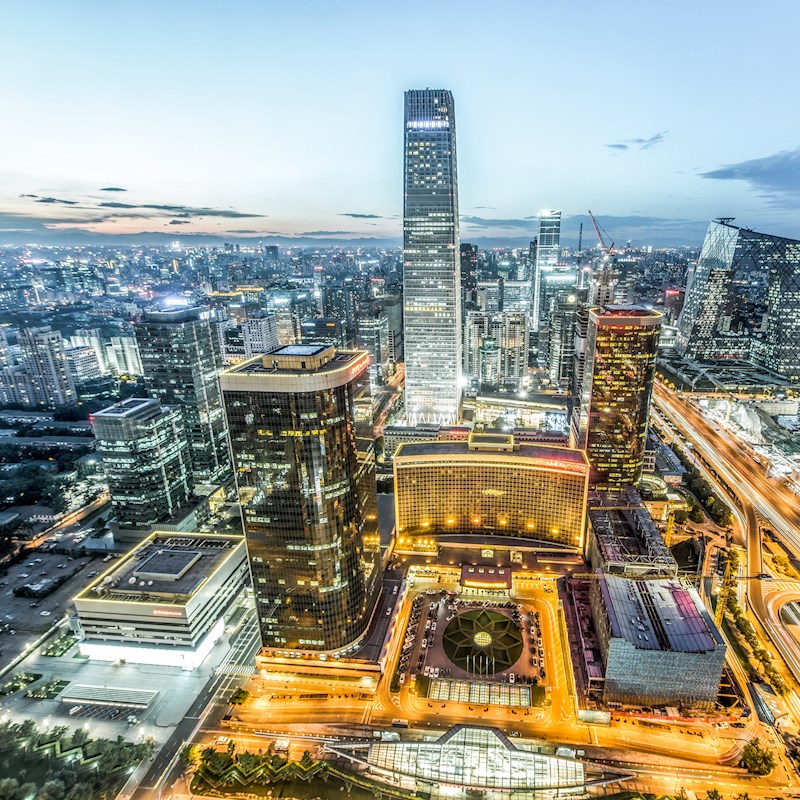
[[3, 0, 800, 246]]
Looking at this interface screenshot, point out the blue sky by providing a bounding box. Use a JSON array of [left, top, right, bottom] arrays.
[[2, 0, 800, 246]]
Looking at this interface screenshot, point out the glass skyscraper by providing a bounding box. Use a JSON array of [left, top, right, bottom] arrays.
[[677, 219, 800, 378], [403, 89, 461, 425], [91, 397, 192, 533], [532, 210, 562, 331], [220, 344, 381, 654], [573, 305, 662, 489], [135, 307, 231, 487]]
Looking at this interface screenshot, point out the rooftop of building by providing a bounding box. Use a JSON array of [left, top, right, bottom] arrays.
[[395, 435, 587, 467], [588, 487, 677, 574], [75, 532, 244, 605], [141, 306, 205, 323], [91, 396, 161, 421], [599, 573, 722, 653], [222, 345, 364, 376], [591, 304, 663, 322]]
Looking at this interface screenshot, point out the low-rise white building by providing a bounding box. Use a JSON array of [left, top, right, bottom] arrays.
[[73, 531, 248, 669]]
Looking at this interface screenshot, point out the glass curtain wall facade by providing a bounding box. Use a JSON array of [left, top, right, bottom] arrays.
[[575, 306, 662, 490], [220, 345, 381, 653], [403, 89, 461, 425], [91, 397, 192, 530], [135, 307, 231, 486], [532, 210, 561, 331], [677, 219, 800, 377], [676, 221, 738, 360]]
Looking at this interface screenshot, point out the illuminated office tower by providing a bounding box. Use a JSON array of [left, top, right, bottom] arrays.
[[220, 345, 381, 654], [135, 307, 230, 486], [18, 326, 77, 408], [573, 306, 662, 489], [532, 211, 561, 331], [91, 397, 192, 533], [403, 89, 461, 424]]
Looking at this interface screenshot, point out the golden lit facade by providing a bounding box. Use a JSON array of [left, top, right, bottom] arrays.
[[220, 345, 381, 654], [393, 434, 588, 549], [573, 306, 662, 490]]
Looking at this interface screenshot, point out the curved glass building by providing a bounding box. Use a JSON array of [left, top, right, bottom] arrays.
[[220, 345, 381, 654]]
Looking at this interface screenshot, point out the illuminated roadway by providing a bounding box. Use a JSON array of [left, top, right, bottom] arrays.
[[653, 381, 800, 714], [188, 575, 797, 795]]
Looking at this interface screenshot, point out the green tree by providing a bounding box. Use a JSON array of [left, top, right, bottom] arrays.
[[706, 790, 723, 800], [179, 744, 200, 767], [236, 751, 263, 775], [741, 737, 775, 775], [36, 780, 66, 800]]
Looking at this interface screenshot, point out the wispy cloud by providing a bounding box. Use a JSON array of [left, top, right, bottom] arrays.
[[168, 219, 190, 225], [606, 131, 669, 152], [28, 195, 80, 206], [100, 187, 127, 192], [700, 147, 800, 206], [460, 215, 537, 229], [97, 201, 261, 218], [296, 230, 357, 236], [339, 212, 385, 219]]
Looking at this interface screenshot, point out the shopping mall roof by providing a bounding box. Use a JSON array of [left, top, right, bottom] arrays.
[[326, 725, 586, 792], [599, 574, 723, 653]]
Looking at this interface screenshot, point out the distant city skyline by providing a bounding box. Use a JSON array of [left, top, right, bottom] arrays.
[[2, 0, 800, 246]]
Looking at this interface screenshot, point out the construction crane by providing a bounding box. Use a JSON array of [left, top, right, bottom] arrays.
[[587, 210, 615, 256]]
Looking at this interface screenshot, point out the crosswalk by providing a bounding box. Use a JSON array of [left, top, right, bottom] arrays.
[[215, 663, 257, 677]]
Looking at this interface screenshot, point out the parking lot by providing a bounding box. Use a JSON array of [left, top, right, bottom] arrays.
[[0, 548, 109, 670], [395, 590, 547, 695]]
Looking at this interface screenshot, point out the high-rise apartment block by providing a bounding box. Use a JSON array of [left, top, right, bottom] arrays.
[[135, 307, 230, 487], [91, 397, 192, 533], [242, 313, 280, 357], [220, 345, 381, 654], [463, 311, 528, 390], [403, 89, 461, 424], [573, 306, 662, 489], [17, 326, 77, 408]]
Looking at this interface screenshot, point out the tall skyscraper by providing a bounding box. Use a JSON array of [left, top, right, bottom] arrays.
[[460, 243, 478, 316], [91, 397, 192, 533], [677, 219, 800, 378], [573, 306, 662, 489], [548, 291, 577, 388], [532, 211, 561, 331], [135, 307, 230, 487], [403, 89, 461, 425], [18, 326, 77, 408], [220, 344, 381, 654]]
